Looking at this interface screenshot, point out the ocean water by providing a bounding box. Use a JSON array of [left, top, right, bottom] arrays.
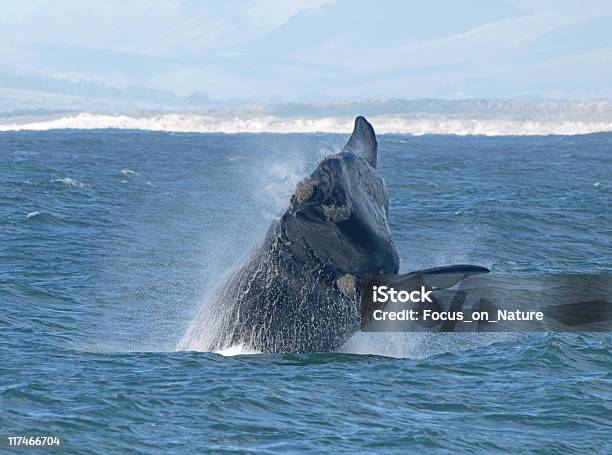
[[1, 130, 611, 453]]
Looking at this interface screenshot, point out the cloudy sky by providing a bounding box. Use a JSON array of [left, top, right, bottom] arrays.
[[1, 0, 611, 110]]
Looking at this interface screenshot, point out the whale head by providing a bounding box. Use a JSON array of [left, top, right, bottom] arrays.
[[279, 116, 399, 278]]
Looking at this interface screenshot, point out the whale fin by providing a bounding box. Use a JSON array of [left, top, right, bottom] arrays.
[[362, 264, 490, 295], [360, 265, 490, 327], [343, 116, 378, 167], [397, 264, 490, 291]]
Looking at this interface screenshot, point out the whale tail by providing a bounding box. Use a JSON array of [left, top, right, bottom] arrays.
[[343, 116, 378, 168]]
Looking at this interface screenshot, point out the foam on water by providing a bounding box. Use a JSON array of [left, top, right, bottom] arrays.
[[53, 177, 85, 187], [215, 344, 262, 356], [3, 112, 612, 135], [120, 169, 140, 176]]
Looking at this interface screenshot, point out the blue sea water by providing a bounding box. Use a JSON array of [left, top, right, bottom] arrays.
[[1, 130, 611, 454]]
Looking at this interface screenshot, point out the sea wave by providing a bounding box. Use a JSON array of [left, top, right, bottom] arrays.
[[24, 210, 63, 225], [2, 112, 612, 135], [120, 169, 140, 176], [52, 177, 85, 188]]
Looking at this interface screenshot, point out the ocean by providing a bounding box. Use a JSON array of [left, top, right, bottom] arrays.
[[1, 130, 611, 453]]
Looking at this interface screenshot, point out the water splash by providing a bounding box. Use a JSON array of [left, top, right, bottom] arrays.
[[339, 332, 517, 359]]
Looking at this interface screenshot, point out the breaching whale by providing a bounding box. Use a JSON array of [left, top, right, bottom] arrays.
[[179, 116, 488, 353]]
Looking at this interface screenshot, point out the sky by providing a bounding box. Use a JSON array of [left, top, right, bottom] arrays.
[[1, 0, 611, 111]]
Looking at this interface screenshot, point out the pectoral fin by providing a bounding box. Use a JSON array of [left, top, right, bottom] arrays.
[[397, 264, 490, 291]]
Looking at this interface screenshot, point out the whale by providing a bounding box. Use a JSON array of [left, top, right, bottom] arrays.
[[179, 116, 488, 353]]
